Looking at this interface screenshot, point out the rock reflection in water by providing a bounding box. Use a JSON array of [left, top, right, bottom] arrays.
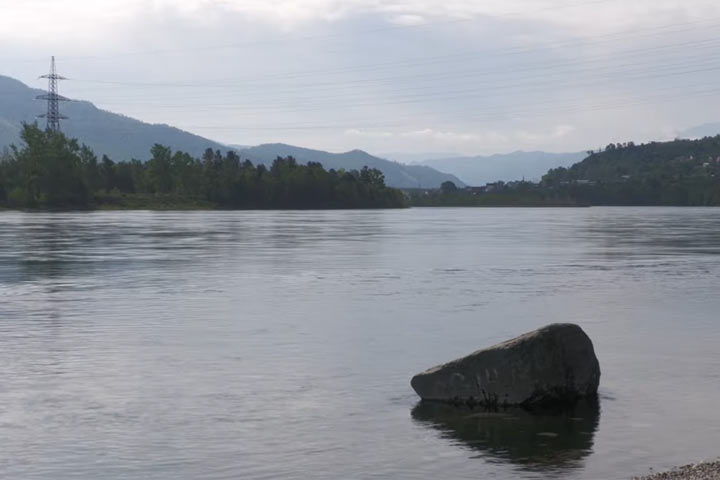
[[412, 399, 600, 473]]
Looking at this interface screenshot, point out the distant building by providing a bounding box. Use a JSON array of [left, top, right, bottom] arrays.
[[485, 182, 504, 193]]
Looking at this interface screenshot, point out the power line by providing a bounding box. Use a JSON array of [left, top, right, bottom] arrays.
[[103, 78, 720, 132], [75, 40, 720, 107], [66, 15, 720, 90], [86, 57, 720, 115], [172, 85, 720, 131]]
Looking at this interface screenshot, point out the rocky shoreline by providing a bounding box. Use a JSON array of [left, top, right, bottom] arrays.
[[633, 461, 720, 480]]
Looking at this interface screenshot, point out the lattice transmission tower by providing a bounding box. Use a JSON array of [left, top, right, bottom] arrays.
[[36, 56, 69, 132]]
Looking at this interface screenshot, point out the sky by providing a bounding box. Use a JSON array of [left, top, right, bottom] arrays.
[[2, 0, 720, 156]]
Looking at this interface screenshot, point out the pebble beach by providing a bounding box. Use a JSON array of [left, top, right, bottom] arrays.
[[633, 461, 720, 480]]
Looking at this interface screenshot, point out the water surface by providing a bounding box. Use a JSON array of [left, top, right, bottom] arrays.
[[1, 208, 719, 479]]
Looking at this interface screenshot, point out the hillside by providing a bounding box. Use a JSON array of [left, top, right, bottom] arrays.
[[0, 75, 227, 160], [417, 151, 586, 186], [542, 138, 720, 205], [0, 75, 462, 189]]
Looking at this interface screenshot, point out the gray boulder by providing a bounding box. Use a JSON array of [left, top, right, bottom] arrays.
[[411, 324, 600, 407]]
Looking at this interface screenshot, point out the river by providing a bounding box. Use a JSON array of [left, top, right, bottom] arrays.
[[1, 207, 719, 479]]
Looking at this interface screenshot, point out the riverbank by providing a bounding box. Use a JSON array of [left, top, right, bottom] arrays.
[[633, 461, 720, 479]]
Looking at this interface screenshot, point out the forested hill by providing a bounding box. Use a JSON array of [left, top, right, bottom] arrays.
[[542, 137, 720, 205]]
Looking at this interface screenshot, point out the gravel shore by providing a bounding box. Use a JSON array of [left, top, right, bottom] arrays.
[[633, 461, 720, 480]]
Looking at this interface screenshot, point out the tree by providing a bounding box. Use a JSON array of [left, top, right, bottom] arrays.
[[99, 155, 116, 192], [441, 180, 458, 194], [80, 145, 99, 193], [9, 123, 90, 207], [147, 144, 173, 193]]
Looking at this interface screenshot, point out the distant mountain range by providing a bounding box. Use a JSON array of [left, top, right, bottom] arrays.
[[412, 151, 588, 187], [677, 123, 720, 139], [0, 75, 463, 189]]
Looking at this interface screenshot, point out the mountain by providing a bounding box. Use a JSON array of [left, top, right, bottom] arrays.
[[234, 144, 465, 188], [379, 151, 461, 164], [0, 75, 227, 160], [0, 75, 461, 188], [416, 151, 587, 186], [677, 123, 720, 139]]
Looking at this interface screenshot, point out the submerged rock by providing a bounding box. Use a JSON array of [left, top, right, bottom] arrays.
[[411, 323, 600, 407]]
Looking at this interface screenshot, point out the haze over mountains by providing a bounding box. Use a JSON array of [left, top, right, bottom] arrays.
[[0, 75, 462, 189], [413, 151, 588, 186], [677, 123, 720, 140]]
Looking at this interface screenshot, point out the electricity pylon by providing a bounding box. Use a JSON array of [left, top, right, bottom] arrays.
[[37, 56, 69, 132]]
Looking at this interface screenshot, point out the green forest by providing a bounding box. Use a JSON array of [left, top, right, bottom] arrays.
[[0, 124, 406, 210], [541, 138, 720, 205], [408, 180, 580, 207]]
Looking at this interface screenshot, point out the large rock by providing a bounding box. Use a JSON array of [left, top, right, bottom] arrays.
[[411, 323, 600, 407]]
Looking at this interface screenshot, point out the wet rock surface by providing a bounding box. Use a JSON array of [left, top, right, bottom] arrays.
[[411, 323, 601, 407]]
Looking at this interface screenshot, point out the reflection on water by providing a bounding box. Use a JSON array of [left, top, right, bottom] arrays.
[[582, 209, 720, 257], [412, 399, 600, 473]]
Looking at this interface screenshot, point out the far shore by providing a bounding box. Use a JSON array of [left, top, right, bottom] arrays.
[[5, 204, 720, 212]]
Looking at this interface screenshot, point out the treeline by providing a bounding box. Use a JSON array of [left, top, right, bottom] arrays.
[[0, 124, 405, 209], [408, 181, 580, 207], [542, 136, 720, 205]]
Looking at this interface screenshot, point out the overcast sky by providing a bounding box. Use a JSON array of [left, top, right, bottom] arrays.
[[3, 0, 720, 156]]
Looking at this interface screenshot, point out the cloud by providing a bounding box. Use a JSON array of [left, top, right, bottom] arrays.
[[5, 0, 719, 36], [516, 125, 575, 142], [152, 0, 720, 34], [398, 128, 507, 144], [344, 129, 394, 138], [344, 126, 578, 154], [386, 14, 427, 26], [3, 0, 720, 155]]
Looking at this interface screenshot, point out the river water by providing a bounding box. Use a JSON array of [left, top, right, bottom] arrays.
[[1, 208, 719, 479]]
